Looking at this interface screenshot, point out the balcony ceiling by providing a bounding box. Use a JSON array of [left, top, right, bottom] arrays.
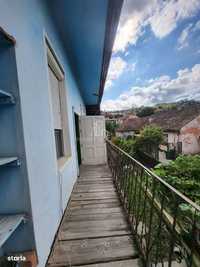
[[46, 0, 123, 107]]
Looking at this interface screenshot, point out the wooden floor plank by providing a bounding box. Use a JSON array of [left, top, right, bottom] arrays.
[[69, 204, 122, 214], [77, 180, 113, 184], [71, 198, 118, 202], [47, 164, 139, 267], [78, 176, 113, 180], [73, 188, 116, 193], [70, 198, 121, 208], [75, 184, 116, 189], [59, 230, 132, 240], [71, 192, 118, 201], [78, 179, 113, 183], [77, 259, 141, 267], [62, 215, 127, 226], [65, 211, 125, 221], [48, 236, 138, 266], [48, 259, 141, 267], [75, 184, 115, 189], [78, 181, 113, 185], [80, 171, 111, 176], [59, 219, 130, 239], [72, 191, 118, 197], [69, 207, 123, 217], [76, 183, 115, 187], [79, 172, 112, 177]]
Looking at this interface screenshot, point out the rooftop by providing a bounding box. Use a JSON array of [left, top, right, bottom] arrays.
[[117, 101, 200, 132]]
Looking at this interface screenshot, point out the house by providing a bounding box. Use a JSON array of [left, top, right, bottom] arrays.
[[116, 115, 146, 138], [103, 109, 135, 125], [116, 101, 200, 155], [146, 101, 200, 155], [103, 111, 125, 127], [0, 1, 123, 267]]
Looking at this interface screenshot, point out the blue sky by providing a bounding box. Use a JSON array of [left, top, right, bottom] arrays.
[[101, 0, 200, 111]]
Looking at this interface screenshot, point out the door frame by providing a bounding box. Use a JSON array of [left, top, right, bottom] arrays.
[[72, 107, 81, 176], [79, 115, 107, 165], [74, 112, 81, 165]]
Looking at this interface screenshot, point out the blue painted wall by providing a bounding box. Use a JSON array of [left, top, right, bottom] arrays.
[[0, 39, 35, 252], [0, 0, 86, 266], [47, 0, 108, 105]]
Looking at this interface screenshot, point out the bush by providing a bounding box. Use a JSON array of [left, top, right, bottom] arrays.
[[154, 155, 200, 205], [106, 121, 118, 136], [136, 106, 155, 117], [112, 125, 164, 158], [135, 125, 164, 149], [111, 136, 137, 157]]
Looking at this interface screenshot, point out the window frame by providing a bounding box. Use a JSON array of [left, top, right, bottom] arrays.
[[46, 42, 71, 166]]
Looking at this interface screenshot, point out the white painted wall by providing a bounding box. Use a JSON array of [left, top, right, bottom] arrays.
[[116, 131, 135, 138], [0, 1, 85, 266], [180, 116, 200, 155], [167, 132, 180, 145], [159, 150, 168, 163]]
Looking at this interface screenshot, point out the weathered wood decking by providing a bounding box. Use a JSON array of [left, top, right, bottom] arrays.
[[47, 165, 140, 267]]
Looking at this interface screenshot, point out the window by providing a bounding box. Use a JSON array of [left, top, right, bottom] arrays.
[[54, 129, 64, 158], [47, 43, 71, 161], [164, 133, 168, 144]]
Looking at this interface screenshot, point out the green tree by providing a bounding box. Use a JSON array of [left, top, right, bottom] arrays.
[[112, 125, 164, 158], [135, 125, 164, 148], [106, 121, 118, 136], [136, 106, 155, 117], [154, 155, 200, 205]]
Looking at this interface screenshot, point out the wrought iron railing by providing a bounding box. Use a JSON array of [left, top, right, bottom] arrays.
[[140, 143, 159, 162], [106, 139, 200, 267]]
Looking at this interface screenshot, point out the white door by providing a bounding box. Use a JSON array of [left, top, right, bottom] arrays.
[[79, 116, 106, 165]]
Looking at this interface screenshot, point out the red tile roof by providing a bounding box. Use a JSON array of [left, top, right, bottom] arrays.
[[117, 101, 200, 132]]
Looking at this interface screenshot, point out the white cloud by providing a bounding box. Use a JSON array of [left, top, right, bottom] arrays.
[[104, 80, 113, 90], [193, 20, 200, 31], [113, 0, 155, 52], [177, 19, 200, 50], [125, 51, 130, 56], [113, 0, 200, 53], [149, 0, 200, 38], [177, 23, 193, 50], [113, 15, 145, 53], [105, 57, 137, 91], [127, 62, 137, 72], [101, 64, 200, 111], [105, 56, 127, 90]]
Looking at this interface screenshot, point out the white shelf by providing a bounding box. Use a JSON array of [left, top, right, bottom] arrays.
[[0, 157, 19, 166], [0, 28, 15, 45], [0, 89, 15, 104], [0, 214, 25, 247]]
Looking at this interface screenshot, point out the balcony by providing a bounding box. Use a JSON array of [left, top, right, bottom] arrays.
[[47, 140, 200, 267]]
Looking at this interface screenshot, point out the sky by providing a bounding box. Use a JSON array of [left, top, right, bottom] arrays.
[[101, 0, 200, 111]]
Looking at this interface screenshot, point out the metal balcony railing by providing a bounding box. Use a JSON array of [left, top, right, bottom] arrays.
[[106, 139, 200, 267]]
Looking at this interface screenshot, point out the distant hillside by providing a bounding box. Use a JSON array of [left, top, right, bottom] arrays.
[[102, 100, 200, 118], [136, 100, 200, 117], [117, 100, 200, 133]]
